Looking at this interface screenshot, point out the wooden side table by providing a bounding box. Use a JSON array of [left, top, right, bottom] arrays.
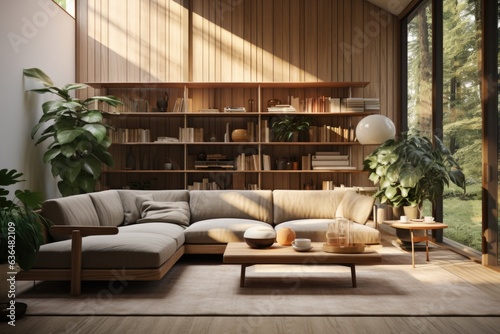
[[389, 222, 448, 267]]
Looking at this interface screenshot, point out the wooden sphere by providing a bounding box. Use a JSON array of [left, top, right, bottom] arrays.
[[276, 227, 296, 246]]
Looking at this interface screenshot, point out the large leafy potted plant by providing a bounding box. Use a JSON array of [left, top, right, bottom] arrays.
[[23, 68, 123, 196], [363, 132, 466, 218], [271, 116, 311, 142], [0, 169, 50, 317]]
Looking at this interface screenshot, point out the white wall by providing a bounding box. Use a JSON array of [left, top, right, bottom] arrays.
[[0, 0, 75, 200]]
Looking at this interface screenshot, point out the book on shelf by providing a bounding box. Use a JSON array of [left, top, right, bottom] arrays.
[[312, 166, 357, 170], [172, 98, 183, 113], [111, 128, 151, 143], [311, 159, 350, 167], [179, 127, 204, 142], [322, 180, 335, 190], [312, 154, 349, 161], [301, 154, 312, 170], [315, 151, 341, 155], [262, 154, 272, 171]]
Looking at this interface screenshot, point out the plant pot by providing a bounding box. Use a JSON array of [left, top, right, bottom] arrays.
[[403, 206, 419, 220], [392, 206, 404, 220]]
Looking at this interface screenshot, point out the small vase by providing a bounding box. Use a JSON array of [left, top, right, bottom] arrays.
[[276, 227, 296, 246], [231, 129, 248, 142]]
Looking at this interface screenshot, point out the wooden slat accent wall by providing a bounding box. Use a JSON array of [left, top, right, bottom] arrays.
[[76, 0, 400, 188]]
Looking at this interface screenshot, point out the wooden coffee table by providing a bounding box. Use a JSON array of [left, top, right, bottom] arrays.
[[223, 242, 382, 288]]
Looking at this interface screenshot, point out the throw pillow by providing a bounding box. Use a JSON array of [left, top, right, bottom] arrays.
[[119, 193, 154, 225], [335, 191, 375, 224], [137, 201, 190, 226]]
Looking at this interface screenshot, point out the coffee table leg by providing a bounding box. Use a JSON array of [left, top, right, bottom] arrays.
[[410, 230, 415, 268], [240, 264, 251, 287]]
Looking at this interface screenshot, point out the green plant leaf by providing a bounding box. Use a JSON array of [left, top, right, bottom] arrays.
[[23, 68, 54, 86], [57, 129, 85, 144], [83, 124, 107, 142], [82, 110, 104, 123]]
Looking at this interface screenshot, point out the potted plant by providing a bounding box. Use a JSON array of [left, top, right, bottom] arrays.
[[0, 169, 50, 317], [271, 116, 312, 142], [23, 68, 123, 196], [363, 132, 466, 219]]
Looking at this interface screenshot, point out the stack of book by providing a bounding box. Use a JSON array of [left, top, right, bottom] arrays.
[[342, 98, 365, 112], [311, 152, 354, 170], [364, 98, 380, 111]]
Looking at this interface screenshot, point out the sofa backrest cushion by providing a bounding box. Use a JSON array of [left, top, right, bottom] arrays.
[[273, 190, 346, 225], [189, 190, 273, 224], [42, 193, 100, 241], [89, 190, 124, 227], [137, 201, 190, 226], [335, 190, 375, 225], [118, 190, 189, 225]]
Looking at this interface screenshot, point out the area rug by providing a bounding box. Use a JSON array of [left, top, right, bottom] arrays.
[[17, 244, 500, 316]]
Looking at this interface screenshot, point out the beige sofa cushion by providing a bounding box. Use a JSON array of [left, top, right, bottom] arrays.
[[34, 232, 180, 269], [189, 190, 273, 224], [184, 218, 272, 244], [273, 190, 345, 224], [275, 219, 381, 244], [118, 190, 189, 225], [42, 194, 100, 241], [89, 190, 124, 227], [137, 201, 190, 226], [335, 190, 375, 224]]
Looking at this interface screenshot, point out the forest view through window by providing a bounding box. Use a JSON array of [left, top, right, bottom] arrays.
[[407, 0, 482, 252]]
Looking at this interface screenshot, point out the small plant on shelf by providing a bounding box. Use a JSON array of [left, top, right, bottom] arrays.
[[271, 116, 312, 142]]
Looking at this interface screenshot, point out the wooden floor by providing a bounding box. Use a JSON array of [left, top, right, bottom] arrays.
[[3, 315, 499, 334], [3, 238, 500, 334]]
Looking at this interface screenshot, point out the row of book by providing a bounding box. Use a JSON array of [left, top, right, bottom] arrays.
[[187, 178, 220, 190], [308, 125, 355, 142], [301, 152, 356, 170], [179, 127, 204, 142], [287, 97, 380, 113], [110, 128, 151, 143]]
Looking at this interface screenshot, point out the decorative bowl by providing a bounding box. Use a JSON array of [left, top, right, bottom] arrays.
[[244, 226, 276, 249]]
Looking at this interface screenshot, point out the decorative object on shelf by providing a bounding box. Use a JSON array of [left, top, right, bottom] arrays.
[[23, 68, 123, 196], [355, 114, 396, 145], [231, 129, 248, 142], [276, 227, 296, 246], [363, 132, 466, 217], [271, 115, 311, 142], [243, 226, 276, 249], [248, 99, 254, 112], [126, 147, 136, 170], [267, 98, 281, 108], [156, 91, 169, 112]]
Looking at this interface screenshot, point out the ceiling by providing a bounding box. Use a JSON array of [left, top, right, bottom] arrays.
[[367, 0, 413, 16]]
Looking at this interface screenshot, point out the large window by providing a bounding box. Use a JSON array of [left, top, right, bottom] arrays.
[[442, 0, 482, 252], [406, 0, 483, 254], [407, 2, 433, 138]]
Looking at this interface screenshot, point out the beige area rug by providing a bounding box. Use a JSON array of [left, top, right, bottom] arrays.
[[17, 237, 500, 316]]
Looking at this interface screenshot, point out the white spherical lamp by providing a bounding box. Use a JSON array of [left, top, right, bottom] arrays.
[[355, 115, 396, 145]]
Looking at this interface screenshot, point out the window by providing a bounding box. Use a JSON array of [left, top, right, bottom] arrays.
[[53, 0, 75, 18], [442, 0, 482, 252], [406, 2, 433, 137]]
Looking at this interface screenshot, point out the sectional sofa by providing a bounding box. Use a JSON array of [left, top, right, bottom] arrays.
[[17, 189, 380, 295]]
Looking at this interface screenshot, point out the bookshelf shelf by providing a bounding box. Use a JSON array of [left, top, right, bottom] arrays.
[[96, 81, 378, 190]]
